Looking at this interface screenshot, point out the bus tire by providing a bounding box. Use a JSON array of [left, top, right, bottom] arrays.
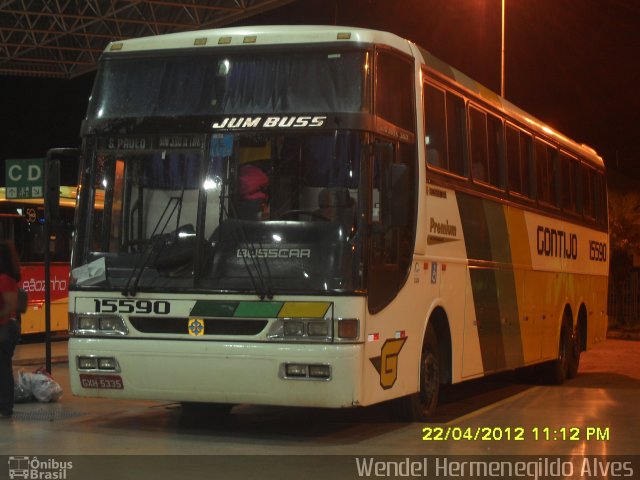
[[395, 323, 440, 421], [567, 320, 581, 379], [542, 318, 571, 385]]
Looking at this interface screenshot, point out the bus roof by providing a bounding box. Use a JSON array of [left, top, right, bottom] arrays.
[[104, 25, 414, 56], [104, 25, 603, 169]]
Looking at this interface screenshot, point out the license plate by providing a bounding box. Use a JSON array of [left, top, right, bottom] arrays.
[[79, 374, 124, 390]]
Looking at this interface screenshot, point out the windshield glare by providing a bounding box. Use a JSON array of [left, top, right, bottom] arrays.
[[88, 50, 367, 118], [79, 131, 366, 295]]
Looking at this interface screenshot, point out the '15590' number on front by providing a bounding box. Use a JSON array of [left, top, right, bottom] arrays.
[[94, 299, 170, 314]]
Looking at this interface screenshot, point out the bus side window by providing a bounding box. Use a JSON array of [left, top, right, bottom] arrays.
[[424, 83, 447, 168], [423, 83, 467, 178], [595, 171, 607, 226], [521, 132, 535, 198], [446, 92, 468, 177], [582, 166, 596, 219], [535, 139, 558, 206], [506, 125, 521, 193], [487, 113, 505, 188], [376, 50, 414, 134], [560, 152, 579, 214], [469, 106, 488, 182]]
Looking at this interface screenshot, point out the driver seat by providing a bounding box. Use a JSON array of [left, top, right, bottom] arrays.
[[315, 187, 354, 225]]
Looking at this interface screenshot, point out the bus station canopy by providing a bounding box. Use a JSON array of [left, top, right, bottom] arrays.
[[0, 0, 295, 78]]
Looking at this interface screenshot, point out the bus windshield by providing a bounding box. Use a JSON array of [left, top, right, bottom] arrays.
[[76, 131, 366, 296], [87, 49, 367, 119]]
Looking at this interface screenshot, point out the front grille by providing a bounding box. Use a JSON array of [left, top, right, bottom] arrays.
[[129, 317, 268, 336]]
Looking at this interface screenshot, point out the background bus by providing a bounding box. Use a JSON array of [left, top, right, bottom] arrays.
[[65, 26, 608, 420], [0, 185, 75, 335]]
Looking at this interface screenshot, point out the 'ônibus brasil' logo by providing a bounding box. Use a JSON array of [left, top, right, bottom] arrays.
[[8, 456, 73, 479]]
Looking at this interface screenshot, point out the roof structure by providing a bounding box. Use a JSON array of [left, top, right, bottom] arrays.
[[0, 0, 295, 78]]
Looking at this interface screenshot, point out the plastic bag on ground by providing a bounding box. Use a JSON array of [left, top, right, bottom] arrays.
[[31, 367, 63, 402], [15, 368, 63, 403], [14, 374, 33, 403]]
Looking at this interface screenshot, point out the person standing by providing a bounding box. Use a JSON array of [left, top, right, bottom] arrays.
[[0, 242, 21, 418]]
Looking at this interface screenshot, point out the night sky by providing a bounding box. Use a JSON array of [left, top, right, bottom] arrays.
[[1, 0, 639, 178]]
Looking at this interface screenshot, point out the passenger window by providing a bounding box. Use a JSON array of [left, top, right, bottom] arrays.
[[424, 84, 447, 168], [535, 140, 558, 206], [469, 106, 505, 188], [423, 83, 468, 177], [583, 166, 596, 219], [469, 106, 488, 183], [376, 51, 414, 133], [520, 133, 534, 197], [487, 114, 504, 188], [560, 152, 579, 214], [506, 125, 521, 192], [595, 172, 607, 226], [446, 92, 468, 177]]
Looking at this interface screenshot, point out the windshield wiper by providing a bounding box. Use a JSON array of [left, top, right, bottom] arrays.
[[217, 199, 274, 300], [122, 195, 183, 296]]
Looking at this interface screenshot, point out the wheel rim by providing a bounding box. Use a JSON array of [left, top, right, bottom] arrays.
[[420, 350, 438, 409], [571, 324, 580, 360], [560, 324, 570, 375]]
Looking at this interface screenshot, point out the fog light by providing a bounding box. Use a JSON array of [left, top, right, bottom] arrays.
[[78, 356, 98, 370], [307, 322, 329, 337], [284, 321, 304, 337], [309, 364, 331, 379], [285, 364, 307, 377], [338, 318, 359, 339], [98, 357, 117, 370]]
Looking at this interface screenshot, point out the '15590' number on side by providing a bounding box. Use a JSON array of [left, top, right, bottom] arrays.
[[94, 299, 170, 314]]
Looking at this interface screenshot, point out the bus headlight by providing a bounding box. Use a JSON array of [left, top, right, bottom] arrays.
[[268, 318, 332, 342], [283, 321, 305, 337], [307, 321, 329, 337], [70, 313, 128, 336]]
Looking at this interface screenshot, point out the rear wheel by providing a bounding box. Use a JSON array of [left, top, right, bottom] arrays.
[[567, 320, 582, 379], [395, 324, 440, 421], [541, 317, 572, 385]]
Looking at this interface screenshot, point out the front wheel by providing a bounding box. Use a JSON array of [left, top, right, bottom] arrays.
[[395, 324, 440, 421]]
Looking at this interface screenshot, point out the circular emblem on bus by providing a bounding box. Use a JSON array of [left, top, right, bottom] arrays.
[[188, 318, 205, 336]]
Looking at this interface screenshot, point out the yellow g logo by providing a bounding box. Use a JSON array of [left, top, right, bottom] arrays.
[[370, 337, 407, 389]]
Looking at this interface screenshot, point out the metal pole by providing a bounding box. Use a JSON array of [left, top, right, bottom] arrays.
[[43, 147, 77, 373], [44, 154, 53, 374]]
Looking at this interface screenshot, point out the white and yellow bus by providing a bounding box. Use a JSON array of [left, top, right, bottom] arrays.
[[67, 26, 608, 420]]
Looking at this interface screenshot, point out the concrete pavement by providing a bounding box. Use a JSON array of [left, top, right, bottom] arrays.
[[14, 339, 68, 367]]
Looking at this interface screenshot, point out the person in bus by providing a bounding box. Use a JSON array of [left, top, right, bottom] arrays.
[[236, 161, 270, 220], [0, 242, 21, 418]]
